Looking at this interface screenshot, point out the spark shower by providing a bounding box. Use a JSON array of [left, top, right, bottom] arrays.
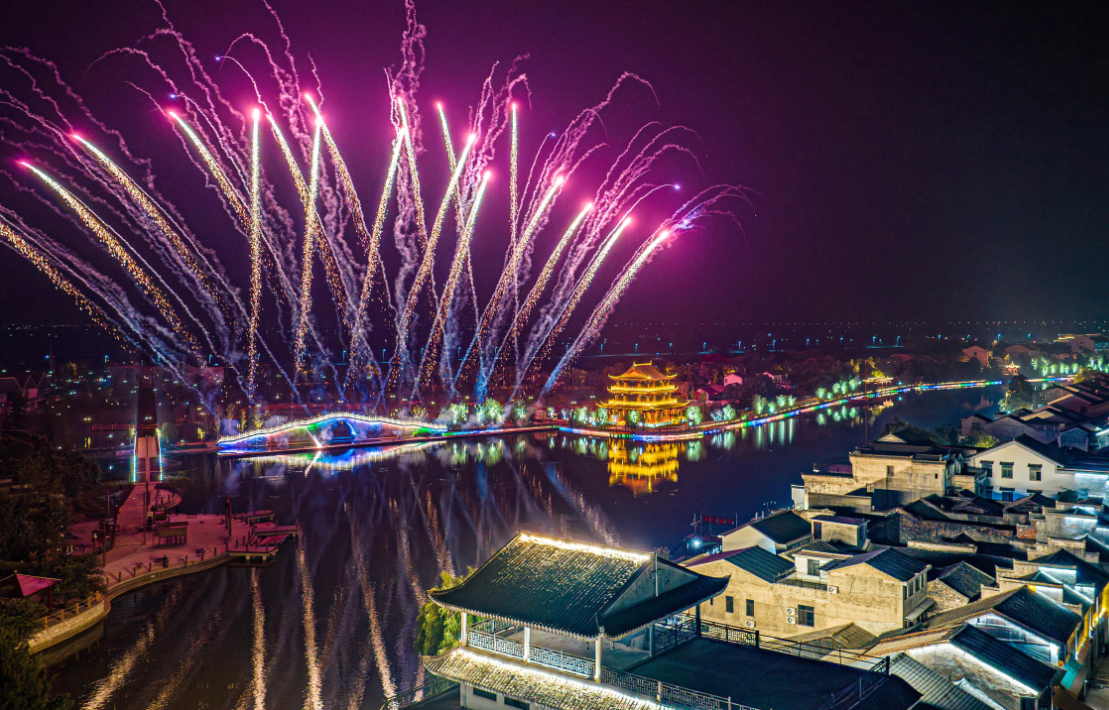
[[0, 1, 744, 412]]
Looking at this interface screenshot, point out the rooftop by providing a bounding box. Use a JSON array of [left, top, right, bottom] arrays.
[[742, 510, 813, 544], [695, 545, 794, 583], [887, 652, 993, 710], [949, 624, 1062, 692], [628, 638, 920, 710], [429, 533, 727, 639], [932, 562, 994, 600], [923, 586, 1081, 646], [832, 547, 929, 582]]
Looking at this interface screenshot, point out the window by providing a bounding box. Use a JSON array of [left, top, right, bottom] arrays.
[[473, 688, 497, 701], [981, 460, 993, 478], [807, 559, 821, 576], [1028, 464, 1042, 482], [1000, 462, 1014, 479], [725, 596, 734, 613], [886, 465, 894, 477], [504, 697, 529, 710], [813, 522, 822, 538], [797, 605, 815, 627], [746, 599, 755, 617]]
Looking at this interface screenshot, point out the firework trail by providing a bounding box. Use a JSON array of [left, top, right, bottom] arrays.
[[416, 170, 490, 396], [348, 127, 406, 387], [0, 2, 742, 409], [524, 216, 631, 384], [21, 161, 202, 359], [293, 122, 323, 375], [248, 109, 264, 398], [391, 133, 474, 387]]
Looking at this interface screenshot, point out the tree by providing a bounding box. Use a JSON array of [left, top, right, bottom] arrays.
[[414, 569, 473, 656], [1000, 374, 1035, 413], [0, 625, 71, 710], [626, 410, 641, 427], [685, 405, 703, 426]]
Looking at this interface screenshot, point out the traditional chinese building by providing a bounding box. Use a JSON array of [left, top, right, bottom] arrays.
[[608, 441, 682, 496], [602, 362, 688, 427], [418, 532, 922, 710]]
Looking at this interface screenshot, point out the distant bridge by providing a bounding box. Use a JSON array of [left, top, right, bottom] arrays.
[[217, 413, 447, 451]]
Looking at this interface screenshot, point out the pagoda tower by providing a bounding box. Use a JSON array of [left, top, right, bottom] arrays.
[[601, 362, 688, 426]]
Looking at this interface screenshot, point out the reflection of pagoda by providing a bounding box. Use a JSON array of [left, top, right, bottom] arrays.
[[602, 362, 687, 426], [608, 440, 683, 496]]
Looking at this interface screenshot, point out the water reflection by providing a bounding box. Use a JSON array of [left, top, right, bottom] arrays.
[[53, 389, 993, 710], [607, 441, 683, 496]]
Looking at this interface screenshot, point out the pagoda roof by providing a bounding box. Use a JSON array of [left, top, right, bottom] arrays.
[[609, 362, 675, 381], [430, 533, 727, 639]]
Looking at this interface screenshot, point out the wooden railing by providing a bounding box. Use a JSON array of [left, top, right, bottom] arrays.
[[38, 593, 104, 629]]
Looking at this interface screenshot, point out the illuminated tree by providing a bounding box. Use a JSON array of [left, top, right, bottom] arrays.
[[483, 399, 504, 422], [686, 405, 703, 426], [594, 407, 609, 426], [752, 394, 768, 416], [721, 405, 736, 421], [627, 409, 641, 426]]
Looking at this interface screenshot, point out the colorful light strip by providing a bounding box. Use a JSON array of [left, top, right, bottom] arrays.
[[217, 412, 446, 448]]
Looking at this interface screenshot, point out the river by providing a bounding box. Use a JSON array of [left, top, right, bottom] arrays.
[[48, 386, 1000, 710]]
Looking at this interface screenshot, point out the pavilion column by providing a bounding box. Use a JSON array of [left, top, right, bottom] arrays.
[[460, 613, 468, 647], [594, 637, 602, 682], [648, 625, 655, 657], [523, 627, 531, 663]]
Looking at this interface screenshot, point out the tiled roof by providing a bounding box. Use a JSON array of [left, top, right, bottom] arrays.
[[430, 534, 725, 639], [425, 648, 658, 710], [610, 363, 673, 381], [1029, 548, 1109, 589], [888, 653, 994, 710], [722, 546, 794, 582], [934, 562, 994, 600], [924, 586, 1081, 645], [793, 540, 840, 554], [834, 548, 928, 582], [950, 624, 1062, 692], [812, 515, 866, 526], [747, 511, 812, 543]]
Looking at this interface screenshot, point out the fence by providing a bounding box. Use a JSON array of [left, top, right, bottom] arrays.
[[694, 618, 760, 649], [38, 593, 104, 629], [600, 667, 759, 710], [378, 677, 458, 710]]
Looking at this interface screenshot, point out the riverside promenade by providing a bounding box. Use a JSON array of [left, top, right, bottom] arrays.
[[30, 484, 270, 656]]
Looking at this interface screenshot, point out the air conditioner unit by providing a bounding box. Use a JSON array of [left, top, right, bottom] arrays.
[[786, 607, 797, 616], [744, 621, 756, 629], [828, 586, 839, 594], [786, 617, 797, 625]]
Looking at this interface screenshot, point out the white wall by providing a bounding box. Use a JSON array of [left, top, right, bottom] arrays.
[[969, 441, 1073, 498]]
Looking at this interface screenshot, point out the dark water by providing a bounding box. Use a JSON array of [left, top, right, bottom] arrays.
[[48, 387, 999, 710]]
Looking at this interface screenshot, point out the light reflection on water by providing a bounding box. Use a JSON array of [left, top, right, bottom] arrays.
[[50, 388, 999, 710]]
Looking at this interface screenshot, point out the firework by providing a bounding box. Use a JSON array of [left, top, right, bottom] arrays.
[[0, 9, 741, 411]]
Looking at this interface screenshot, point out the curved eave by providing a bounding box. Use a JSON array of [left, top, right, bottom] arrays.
[[599, 577, 730, 639]]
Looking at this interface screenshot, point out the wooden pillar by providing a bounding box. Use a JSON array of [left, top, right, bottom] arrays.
[[695, 604, 702, 636], [524, 627, 531, 663], [648, 625, 655, 657], [594, 637, 602, 682], [460, 613, 468, 647]]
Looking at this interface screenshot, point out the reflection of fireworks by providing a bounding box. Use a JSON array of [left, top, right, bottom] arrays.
[[0, 3, 745, 409]]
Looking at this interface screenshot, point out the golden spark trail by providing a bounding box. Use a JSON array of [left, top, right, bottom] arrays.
[[72, 135, 215, 300], [499, 203, 591, 388], [397, 102, 429, 249], [538, 217, 631, 360], [22, 163, 199, 356], [247, 108, 263, 399], [293, 122, 323, 374], [170, 112, 249, 227], [351, 129, 406, 376], [436, 103, 458, 172], [508, 104, 520, 359], [304, 97, 354, 320], [268, 118, 309, 203], [465, 176, 563, 384], [415, 170, 490, 391], [394, 135, 475, 374], [0, 218, 112, 331]]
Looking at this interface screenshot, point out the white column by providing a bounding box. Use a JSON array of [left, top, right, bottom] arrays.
[[523, 627, 531, 663], [594, 637, 602, 682], [460, 613, 468, 647]]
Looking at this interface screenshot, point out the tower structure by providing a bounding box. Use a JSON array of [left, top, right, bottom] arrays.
[[602, 362, 688, 426]]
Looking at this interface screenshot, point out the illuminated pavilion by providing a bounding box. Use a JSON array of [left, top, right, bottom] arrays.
[[602, 362, 688, 427]]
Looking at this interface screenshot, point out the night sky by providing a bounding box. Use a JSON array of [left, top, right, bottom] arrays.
[[2, 1, 1108, 329]]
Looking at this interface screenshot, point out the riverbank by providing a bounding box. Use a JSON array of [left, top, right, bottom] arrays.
[[30, 484, 284, 659]]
